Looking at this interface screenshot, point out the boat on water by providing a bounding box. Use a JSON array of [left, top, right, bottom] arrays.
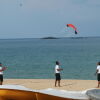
[[0, 85, 99, 100]]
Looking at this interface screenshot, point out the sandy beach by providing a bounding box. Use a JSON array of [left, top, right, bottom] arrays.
[[3, 79, 97, 91]]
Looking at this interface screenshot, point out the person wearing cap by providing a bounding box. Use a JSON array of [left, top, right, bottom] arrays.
[[55, 61, 63, 87], [0, 63, 7, 85]]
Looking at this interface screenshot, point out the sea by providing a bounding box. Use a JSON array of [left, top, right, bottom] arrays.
[[0, 37, 100, 80]]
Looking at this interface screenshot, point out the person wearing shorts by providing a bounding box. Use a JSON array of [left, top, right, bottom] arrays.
[[0, 63, 7, 85], [55, 61, 63, 87], [95, 62, 100, 88]]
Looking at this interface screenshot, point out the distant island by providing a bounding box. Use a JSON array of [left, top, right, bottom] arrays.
[[41, 37, 59, 39]]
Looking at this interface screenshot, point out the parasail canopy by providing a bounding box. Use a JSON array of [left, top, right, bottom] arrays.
[[66, 24, 78, 34]]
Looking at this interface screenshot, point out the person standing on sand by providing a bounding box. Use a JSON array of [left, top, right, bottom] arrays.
[[55, 61, 63, 87], [95, 62, 100, 88], [0, 63, 7, 85]]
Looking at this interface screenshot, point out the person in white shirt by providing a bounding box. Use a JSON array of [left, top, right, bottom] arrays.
[[0, 63, 7, 85], [95, 62, 100, 88], [55, 61, 63, 87]]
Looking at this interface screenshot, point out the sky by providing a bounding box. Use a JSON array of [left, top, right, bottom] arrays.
[[0, 0, 100, 38]]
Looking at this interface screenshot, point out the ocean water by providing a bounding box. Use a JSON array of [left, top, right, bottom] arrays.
[[0, 37, 100, 80]]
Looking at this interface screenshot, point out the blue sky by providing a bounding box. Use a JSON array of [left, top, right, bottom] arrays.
[[0, 0, 100, 38]]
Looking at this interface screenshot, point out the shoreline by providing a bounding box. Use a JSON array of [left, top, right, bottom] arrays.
[[3, 79, 98, 91]]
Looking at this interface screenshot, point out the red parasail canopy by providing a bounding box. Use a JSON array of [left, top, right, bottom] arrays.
[[66, 24, 78, 34]]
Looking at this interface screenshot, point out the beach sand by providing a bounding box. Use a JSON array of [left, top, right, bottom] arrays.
[[3, 79, 98, 91]]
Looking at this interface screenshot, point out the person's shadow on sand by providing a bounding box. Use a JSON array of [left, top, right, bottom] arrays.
[[62, 83, 76, 87]]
